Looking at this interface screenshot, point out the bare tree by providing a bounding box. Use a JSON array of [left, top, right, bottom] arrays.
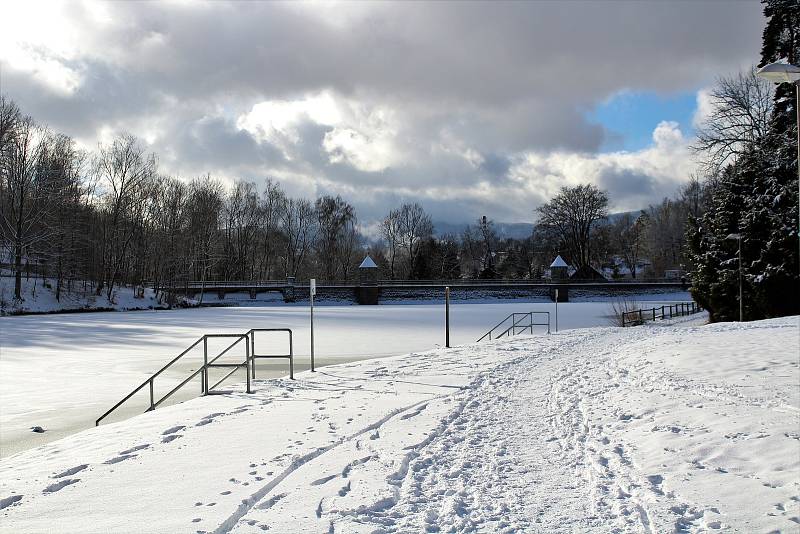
[[149, 176, 188, 302], [381, 209, 403, 279], [223, 180, 260, 280], [0, 96, 21, 151], [257, 180, 285, 281], [94, 133, 156, 300], [186, 176, 224, 304], [693, 69, 773, 172], [281, 197, 316, 278], [535, 184, 608, 270], [397, 203, 433, 278], [0, 118, 54, 300], [613, 212, 648, 279], [477, 215, 498, 277], [38, 134, 88, 300], [315, 195, 357, 280]]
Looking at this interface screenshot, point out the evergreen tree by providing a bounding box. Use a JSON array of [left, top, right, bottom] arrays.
[[688, 0, 799, 321]]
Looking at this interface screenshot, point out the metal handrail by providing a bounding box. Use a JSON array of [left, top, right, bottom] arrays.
[[95, 336, 205, 425], [96, 335, 249, 425], [621, 301, 703, 327], [249, 328, 294, 380], [477, 311, 551, 342], [96, 329, 295, 426]]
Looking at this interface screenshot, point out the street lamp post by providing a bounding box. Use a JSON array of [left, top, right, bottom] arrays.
[[756, 62, 800, 262], [727, 233, 743, 322]]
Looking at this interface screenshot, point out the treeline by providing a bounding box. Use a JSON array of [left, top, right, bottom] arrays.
[[0, 101, 367, 303], [1, 93, 704, 305], [686, 0, 799, 321]]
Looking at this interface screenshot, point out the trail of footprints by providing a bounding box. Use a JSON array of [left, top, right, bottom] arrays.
[[1, 404, 258, 514]]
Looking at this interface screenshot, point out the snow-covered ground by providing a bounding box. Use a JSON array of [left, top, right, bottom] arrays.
[[0, 274, 166, 315], [1, 315, 797, 532], [0, 296, 691, 457]]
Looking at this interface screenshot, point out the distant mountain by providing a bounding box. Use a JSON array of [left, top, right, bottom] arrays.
[[432, 211, 643, 241], [433, 221, 535, 240]]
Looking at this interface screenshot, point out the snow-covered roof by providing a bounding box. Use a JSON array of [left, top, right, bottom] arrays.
[[359, 255, 378, 269], [550, 255, 568, 268]]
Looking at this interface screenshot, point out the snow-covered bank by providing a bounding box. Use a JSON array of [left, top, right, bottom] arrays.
[[0, 297, 691, 456], [1, 317, 797, 533], [0, 275, 167, 315]]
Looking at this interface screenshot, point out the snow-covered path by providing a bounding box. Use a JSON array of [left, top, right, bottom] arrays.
[[1, 317, 798, 533]]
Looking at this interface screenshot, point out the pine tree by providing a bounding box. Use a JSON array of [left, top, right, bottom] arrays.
[[689, 0, 799, 321]]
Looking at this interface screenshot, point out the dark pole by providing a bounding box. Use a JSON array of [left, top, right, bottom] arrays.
[[554, 289, 558, 332], [738, 235, 743, 322], [310, 279, 315, 371], [445, 286, 450, 348]]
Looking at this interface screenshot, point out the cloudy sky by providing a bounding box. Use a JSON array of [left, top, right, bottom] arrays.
[[1, 0, 763, 226]]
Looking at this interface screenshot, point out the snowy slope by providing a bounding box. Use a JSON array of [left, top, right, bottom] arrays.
[[0, 275, 167, 315], [1, 317, 798, 533]]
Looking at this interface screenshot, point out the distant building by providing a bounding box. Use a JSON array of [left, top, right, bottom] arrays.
[[570, 264, 608, 281], [358, 255, 379, 286], [357, 255, 379, 304], [549, 255, 569, 280]]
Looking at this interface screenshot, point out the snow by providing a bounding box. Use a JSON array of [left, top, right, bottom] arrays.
[[0, 296, 691, 457], [550, 255, 568, 268], [1, 316, 797, 532], [0, 275, 166, 315], [358, 256, 378, 269]]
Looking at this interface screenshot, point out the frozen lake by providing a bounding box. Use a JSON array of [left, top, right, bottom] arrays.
[[0, 294, 691, 457]]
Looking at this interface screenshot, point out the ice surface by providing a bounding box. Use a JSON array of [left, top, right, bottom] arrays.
[[0, 296, 691, 456]]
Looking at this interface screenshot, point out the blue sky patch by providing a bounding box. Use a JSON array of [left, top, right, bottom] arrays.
[[588, 90, 698, 152]]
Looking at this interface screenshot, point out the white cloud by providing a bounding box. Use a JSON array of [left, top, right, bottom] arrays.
[[238, 92, 404, 172], [692, 87, 714, 129], [508, 121, 694, 215]]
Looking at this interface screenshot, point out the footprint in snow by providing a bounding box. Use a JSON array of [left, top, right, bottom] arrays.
[[0, 495, 22, 510], [162, 434, 182, 444], [43, 479, 80, 494], [104, 454, 135, 464], [53, 464, 88, 478], [256, 493, 287, 511], [119, 444, 149, 455], [162, 425, 185, 435], [311, 474, 338, 486]]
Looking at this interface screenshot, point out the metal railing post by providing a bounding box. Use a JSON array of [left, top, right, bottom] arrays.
[[289, 331, 294, 380], [445, 286, 450, 348], [149, 379, 155, 411], [652, 308, 656, 322], [245, 338, 252, 394], [250, 331, 256, 379], [203, 336, 208, 395]]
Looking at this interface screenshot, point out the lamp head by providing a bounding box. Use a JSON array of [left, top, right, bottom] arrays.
[[756, 62, 800, 84]]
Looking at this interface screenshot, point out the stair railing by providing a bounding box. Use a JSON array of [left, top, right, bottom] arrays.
[[96, 328, 293, 426], [477, 311, 551, 342]]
